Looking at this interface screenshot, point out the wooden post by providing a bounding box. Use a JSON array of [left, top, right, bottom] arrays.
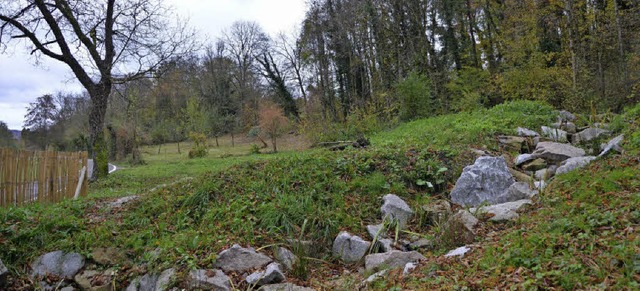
[[0, 148, 6, 207], [9, 150, 16, 206], [37, 150, 45, 203], [74, 166, 86, 200], [80, 152, 88, 198]]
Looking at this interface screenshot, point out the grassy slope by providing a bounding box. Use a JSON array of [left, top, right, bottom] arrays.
[[375, 103, 640, 289], [1, 100, 637, 289]]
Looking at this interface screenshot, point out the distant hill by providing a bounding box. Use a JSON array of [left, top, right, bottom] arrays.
[[10, 130, 21, 140]]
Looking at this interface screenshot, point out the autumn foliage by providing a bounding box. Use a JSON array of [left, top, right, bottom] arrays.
[[259, 101, 290, 152]]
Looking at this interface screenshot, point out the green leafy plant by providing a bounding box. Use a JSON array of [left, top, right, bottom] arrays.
[[395, 72, 434, 121], [187, 132, 208, 159]]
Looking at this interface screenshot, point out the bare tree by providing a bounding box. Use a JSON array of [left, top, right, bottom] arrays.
[[0, 0, 196, 179], [221, 21, 268, 125], [273, 30, 309, 105]]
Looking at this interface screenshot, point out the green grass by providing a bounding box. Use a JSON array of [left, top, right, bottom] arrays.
[[90, 135, 310, 198], [373, 100, 556, 151], [3, 100, 638, 289]]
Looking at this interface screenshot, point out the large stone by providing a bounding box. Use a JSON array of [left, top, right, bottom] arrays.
[[551, 122, 577, 134], [260, 283, 315, 291], [1, 259, 8, 285], [515, 154, 537, 166], [470, 199, 533, 222], [213, 244, 272, 272], [126, 273, 158, 291], [508, 168, 533, 184], [517, 127, 539, 137], [534, 169, 548, 181], [558, 110, 576, 122], [422, 200, 452, 225], [188, 269, 230, 291], [75, 270, 114, 291], [498, 136, 526, 152], [494, 182, 537, 204], [92, 247, 127, 266], [521, 158, 547, 172], [555, 156, 597, 175], [246, 263, 285, 287], [450, 156, 516, 207], [599, 134, 624, 157], [533, 142, 585, 162], [366, 224, 385, 240], [541, 126, 568, 143], [534, 165, 557, 180], [441, 210, 478, 246], [31, 251, 85, 279], [364, 251, 425, 272], [381, 194, 413, 229], [573, 128, 610, 144], [155, 268, 176, 291], [125, 270, 175, 291], [375, 239, 394, 253], [275, 247, 297, 271], [332, 231, 371, 263]]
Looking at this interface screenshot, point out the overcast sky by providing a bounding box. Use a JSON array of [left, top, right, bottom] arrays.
[[0, 0, 307, 130]]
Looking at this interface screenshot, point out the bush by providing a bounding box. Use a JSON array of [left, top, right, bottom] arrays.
[[498, 64, 573, 109], [299, 96, 398, 145], [446, 67, 492, 112], [395, 72, 433, 121], [187, 132, 207, 159], [249, 144, 261, 155]]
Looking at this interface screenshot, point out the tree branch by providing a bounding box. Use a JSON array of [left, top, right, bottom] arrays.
[[0, 14, 65, 62], [54, 0, 104, 70], [33, 0, 94, 89]]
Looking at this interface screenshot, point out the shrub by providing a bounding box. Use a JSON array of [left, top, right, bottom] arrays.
[[259, 101, 290, 152], [249, 144, 261, 155], [395, 72, 433, 121], [187, 132, 207, 159], [299, 94, 398, 145], [446, 67, 492, 112]]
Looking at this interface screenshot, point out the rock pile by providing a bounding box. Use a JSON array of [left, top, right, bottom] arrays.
[[442, 110, 625, 257]]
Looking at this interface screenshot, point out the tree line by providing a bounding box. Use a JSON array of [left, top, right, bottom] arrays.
[[2, 0, 639, 176], [299, 0, 639, 118]]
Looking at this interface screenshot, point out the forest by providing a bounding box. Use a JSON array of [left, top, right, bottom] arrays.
[[4, 0, 640, 163]]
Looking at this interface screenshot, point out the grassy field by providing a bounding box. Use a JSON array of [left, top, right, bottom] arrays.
[[1, 100, 638, 289], [90, 133, 312, 198]]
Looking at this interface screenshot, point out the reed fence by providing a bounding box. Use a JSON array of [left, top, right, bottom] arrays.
[[0, 148, 88, 207]]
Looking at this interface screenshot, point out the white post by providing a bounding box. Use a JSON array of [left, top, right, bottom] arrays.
[[73, 166, 86, 200]]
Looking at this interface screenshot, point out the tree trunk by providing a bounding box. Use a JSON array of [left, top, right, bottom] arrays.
[[231, 132, 235, 147], [614, 1, 629, 102], [257, 135, 268, 148], [564, 0, 578, 89], [177, 141, 181, 154], [88, 85, 110, 181], [157, 143, 161, 154], [466, 0, 479, 68], [215, 136, 219, 147], [272, 136, 277, 153]]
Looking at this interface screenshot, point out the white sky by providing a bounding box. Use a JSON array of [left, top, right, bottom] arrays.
[[0, 0, 307, 130]]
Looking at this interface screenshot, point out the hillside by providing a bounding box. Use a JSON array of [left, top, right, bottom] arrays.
[[0, 101, 638, 290]]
